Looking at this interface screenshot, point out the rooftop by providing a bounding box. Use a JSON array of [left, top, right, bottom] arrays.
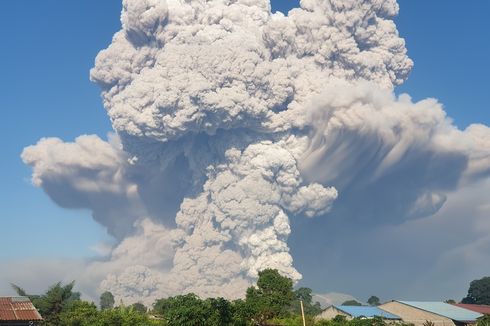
[[454, 303, 490, 315], [334, 305, 401, 320], [398, 301, 483, 322], [0, 297, 43, 321]]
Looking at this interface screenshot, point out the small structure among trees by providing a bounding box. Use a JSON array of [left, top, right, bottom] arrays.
[[0, 296, 43, 326], [316, 305, 401, 322], [379, 300, 483, 326]]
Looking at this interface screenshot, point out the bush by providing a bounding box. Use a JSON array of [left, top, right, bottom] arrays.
[[60, 303, 165, 326]]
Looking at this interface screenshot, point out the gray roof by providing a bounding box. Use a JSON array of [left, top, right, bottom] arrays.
[[398, 301, 483, 322]]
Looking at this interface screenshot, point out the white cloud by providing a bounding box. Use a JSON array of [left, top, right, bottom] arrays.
[[21, 134, 144, 239]]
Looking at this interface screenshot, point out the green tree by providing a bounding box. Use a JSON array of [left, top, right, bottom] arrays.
[[315, 317, 414, 326], [477, 314, 490, 326], [289, 287, 322, 316], [270, 314, 316, 326], [10, 283, 41, 304], [97, 306, 163, 326], [153, 294, 234, 325], [245, 268, 295, 325], [316, 315, 349, 326], [367, 296, 380, 306], [38, 281, 80, 325], [295, 287, 313, 303], [341, 300, 362, 306], [333, 315, 349, 323], [205, 297, 233, 325], [12, 281, 80, 326], [462, 277, 490, 304], [59, 300, 99, 326], [131, 302, 147, 314], [231, 298, 257, 326], [100, 291, 115, 310], [60, 302, 164, 326], [153, 293, 209, 325], [152, 297, 171, 317], [365, 316, 386, 326]]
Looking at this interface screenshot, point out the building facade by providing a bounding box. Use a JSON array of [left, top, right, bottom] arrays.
[[380, 301, 482, 326], [316, 305, 401, 322]]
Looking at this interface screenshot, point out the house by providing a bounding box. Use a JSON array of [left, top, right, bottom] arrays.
[[0, 297, 43, 326], [379, 301, 483, 326], [454, 304, 490, 316], [316, 305, 401, 321]]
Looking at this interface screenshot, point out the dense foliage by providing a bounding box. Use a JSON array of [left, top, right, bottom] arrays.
[[317, 316, 410, 326], [367, 296, 380, 306], [100, 291, 115, 310], [12, 282, 163, 326], [288, 287, 322, 316], [60, 302, 164, 326], [151, 269, 302, 325], [244, 268, 295, 324], [341, 300, 362, 306], [12, 281, 81, 325], [153, 293, 233, 325], [462, 276, 490, 305], [14, 270, 316, 326], [15, 272, 490, 326], [477, 314, 490, 326], [271, 315, 415, 326]]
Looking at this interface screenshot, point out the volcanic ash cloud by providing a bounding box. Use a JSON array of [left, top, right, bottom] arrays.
[[22, 0, 490, 303]]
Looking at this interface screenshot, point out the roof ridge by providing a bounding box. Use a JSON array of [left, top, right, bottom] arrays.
[[0, 296, 28, 298], [397, 300, 482, 321]]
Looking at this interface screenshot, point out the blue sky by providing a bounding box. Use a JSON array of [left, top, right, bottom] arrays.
[[0, 0, 488, 278], [0, 1, 118, 258], [396, 0, 490, 127]]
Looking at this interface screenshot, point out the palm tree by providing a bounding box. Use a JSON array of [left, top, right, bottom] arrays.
[[10, 283, 28, 296], [10, 283, 41, 304], [11, 281, 80, 325]]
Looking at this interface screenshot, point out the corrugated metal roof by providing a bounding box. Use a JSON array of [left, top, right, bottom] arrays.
[[455, 303, 490, 315], [334, 305, 401, 319], [398, 301, 483, 322], [0, 297, 43, 321]]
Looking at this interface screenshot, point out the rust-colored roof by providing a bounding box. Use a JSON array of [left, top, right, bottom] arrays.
[[455, 304, 490, 315], [0, 297, 43, 321]]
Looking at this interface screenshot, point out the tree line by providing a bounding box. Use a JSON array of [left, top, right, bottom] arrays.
[[11, 271, 490, 326]]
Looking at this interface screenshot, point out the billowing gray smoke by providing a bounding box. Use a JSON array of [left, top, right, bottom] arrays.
[[22, 0, 490, 304]]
